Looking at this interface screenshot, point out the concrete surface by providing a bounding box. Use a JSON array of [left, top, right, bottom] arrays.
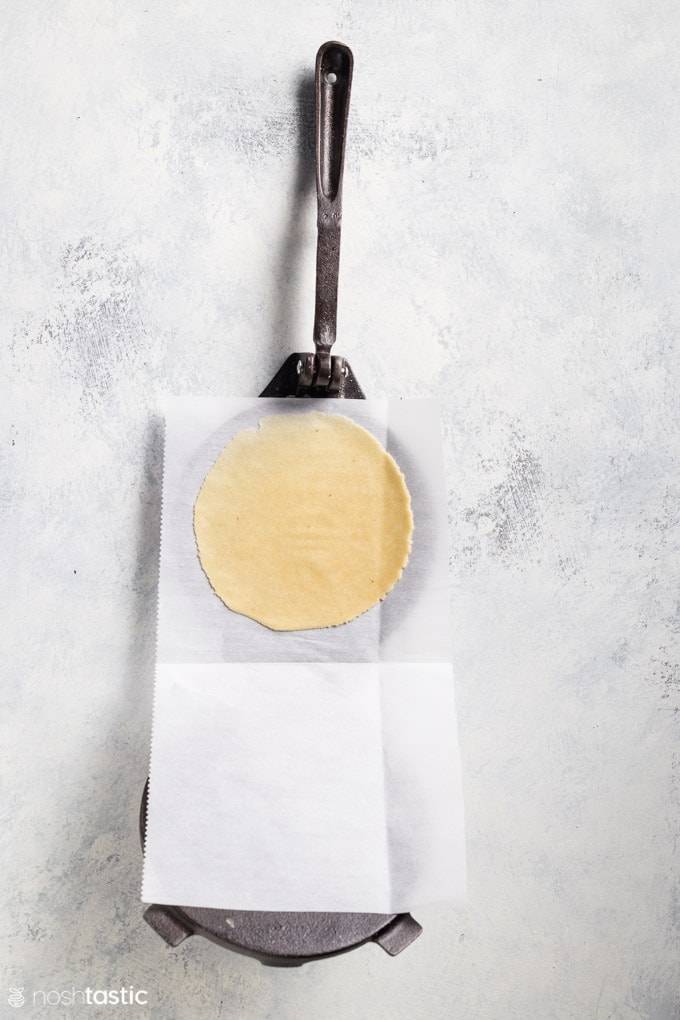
[[2, 1, 680, 1018]]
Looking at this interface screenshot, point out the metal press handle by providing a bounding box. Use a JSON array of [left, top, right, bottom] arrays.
[[313, 41, 353, 374], [259, 40, 363, 398]]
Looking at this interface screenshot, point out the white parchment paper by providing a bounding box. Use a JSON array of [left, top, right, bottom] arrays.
[[142, 397, 466, 912]]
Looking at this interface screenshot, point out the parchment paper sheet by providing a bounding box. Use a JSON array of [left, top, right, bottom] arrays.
[[142, 397, 466, 912]]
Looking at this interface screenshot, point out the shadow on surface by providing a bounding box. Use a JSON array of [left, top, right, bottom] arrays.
[[261, 71, 316, 389]]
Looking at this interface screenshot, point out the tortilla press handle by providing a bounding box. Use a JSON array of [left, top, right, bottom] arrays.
[[259, 41, 364, 398], [312, 40, 351, 388]]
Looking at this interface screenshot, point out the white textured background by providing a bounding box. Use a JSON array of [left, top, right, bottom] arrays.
[[3, 2, 680, 1018]]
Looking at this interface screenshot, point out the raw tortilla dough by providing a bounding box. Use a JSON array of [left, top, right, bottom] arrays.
[[193, 412, 413, 631]]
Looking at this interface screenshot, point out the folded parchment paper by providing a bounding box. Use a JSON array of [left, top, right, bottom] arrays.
[[142, 397, 466, 912]]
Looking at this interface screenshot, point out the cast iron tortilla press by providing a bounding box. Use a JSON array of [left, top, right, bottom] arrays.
[[141, 41, 423, 965]]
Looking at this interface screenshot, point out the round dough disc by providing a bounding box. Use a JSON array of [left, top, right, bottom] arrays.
[[193, 411, 413, 631]]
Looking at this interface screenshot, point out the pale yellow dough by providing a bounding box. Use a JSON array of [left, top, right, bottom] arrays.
[[193, 412, 413, 631]]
